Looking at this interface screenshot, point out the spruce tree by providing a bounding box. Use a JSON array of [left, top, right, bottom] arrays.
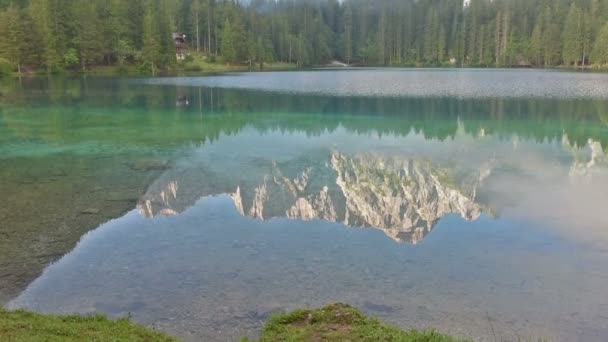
[[0, 5, 25, 73], [142, 8, 161, 75], [221, 19, 236, 64], [563, 3, 583, 66], [74, 0, 102, 71], [592, 23, 608, 66]]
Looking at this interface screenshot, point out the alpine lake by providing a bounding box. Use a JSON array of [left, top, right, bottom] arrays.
[[1, 69, 608, 341]]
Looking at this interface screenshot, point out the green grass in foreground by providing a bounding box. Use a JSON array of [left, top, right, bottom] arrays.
[[1, 304, 467, 342], [252, 303, 468, 342], [0, 308, 176, 342]]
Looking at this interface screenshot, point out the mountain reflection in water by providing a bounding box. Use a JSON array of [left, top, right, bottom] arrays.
[[139, 152, 489, 243]]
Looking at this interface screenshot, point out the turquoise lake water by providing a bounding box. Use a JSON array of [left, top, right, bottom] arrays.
[[1, 69, 608, 341]]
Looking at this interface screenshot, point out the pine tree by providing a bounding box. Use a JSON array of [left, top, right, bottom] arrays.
[[377, 10, 387, 65], [74, 0, 102, 71], [541, 6, 561, 67], [495, 10, 502, 65], [423, 8, 439, 64], [127, 0, 145, 50], [192, 0, 201, 52], [98, 0, 127, 66], [221, 19, 236, 64], [563, 3, 583, 66], [529, 21, 543, 66], [142, 8, 161, 75], [343, 4, 353, 64], [28, 0, 61, 72], [501, 6, 510, 65], [592, 23, 608, 66], [0, 5, 25, 73], [246, 31, 257, 69], [438, 24, 446, 63], [457, 19, 466, 66]]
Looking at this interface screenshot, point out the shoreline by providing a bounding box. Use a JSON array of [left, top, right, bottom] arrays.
[[5, 63, 608, 79]]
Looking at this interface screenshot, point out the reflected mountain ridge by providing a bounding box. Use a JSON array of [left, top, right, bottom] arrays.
[[135, 127, 608, 244], [138, 151, 491, 243]]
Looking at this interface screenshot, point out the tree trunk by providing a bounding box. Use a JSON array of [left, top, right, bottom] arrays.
[[582, 47, 586, 67], [195, 1, 200, 52], [207, 5, 211, 54], [495, 11, 501, 65], [502, 8, 509, 66], [196, 21, 200, 52]]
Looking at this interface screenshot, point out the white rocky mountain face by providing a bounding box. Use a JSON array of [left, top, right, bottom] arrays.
[[138, 151, 490, 243]]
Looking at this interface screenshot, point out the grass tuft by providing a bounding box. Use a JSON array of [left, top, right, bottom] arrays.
[[257, 303, 469, 342], [0, 308, 176, 341]]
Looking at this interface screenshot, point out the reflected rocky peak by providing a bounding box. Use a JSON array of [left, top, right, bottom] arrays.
[[565, 137, 607, 179], [332, 153, 485, 243], [138, 151, 490, 243]]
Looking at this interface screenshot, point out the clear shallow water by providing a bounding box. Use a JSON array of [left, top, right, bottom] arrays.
[[1, 70, 608, 341]]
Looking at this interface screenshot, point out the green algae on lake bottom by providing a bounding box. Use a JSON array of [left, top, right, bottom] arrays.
[[0, 153, 167, 304]]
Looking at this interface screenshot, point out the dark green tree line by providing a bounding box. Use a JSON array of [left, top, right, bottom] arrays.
[[2, 0, 608, 73]]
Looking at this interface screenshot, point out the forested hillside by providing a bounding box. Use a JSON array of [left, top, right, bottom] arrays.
[[1, 0, 608, 73]]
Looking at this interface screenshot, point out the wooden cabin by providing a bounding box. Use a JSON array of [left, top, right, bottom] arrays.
[[173, 33, 188, 61]]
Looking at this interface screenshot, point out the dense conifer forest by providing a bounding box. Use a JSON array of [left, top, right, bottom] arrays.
[[1, 0, 608, 73]]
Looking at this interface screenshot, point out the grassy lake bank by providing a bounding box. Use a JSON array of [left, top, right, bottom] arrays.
[[0, 308, 176, 341], [4, 52, 607, 78], [1, 304, 465, 342], [6, 64, 608, 77], [2, 54, 298, 77]]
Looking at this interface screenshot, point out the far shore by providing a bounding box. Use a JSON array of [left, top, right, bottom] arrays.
[[4, 60, 608, 79]]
